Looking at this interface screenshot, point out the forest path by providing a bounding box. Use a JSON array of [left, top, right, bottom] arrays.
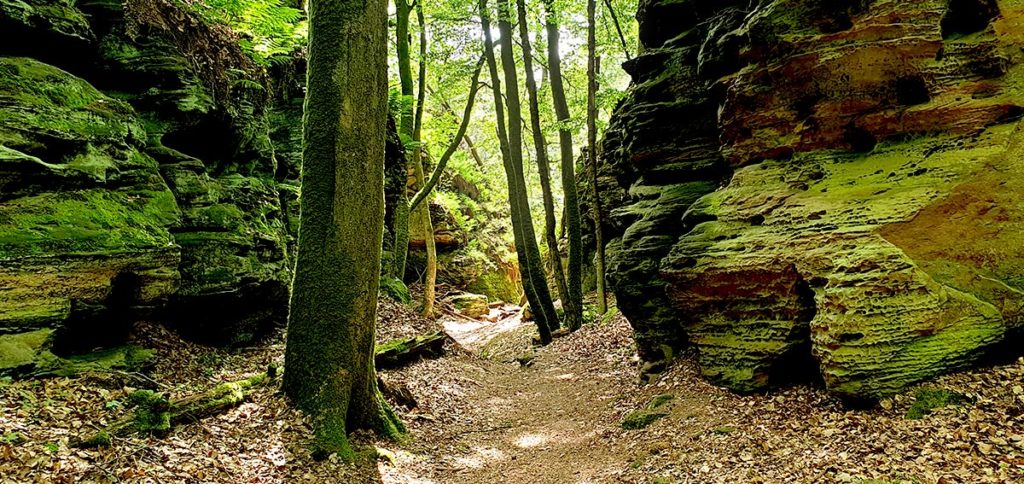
[[379, 312, 643, 483]]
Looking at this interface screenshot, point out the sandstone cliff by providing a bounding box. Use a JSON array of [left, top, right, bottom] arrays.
[[603, 0, 1024, 398], [0, 0, 311, 372]]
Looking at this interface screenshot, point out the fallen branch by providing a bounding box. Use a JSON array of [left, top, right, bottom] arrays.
[[74, 373, 270, 447]]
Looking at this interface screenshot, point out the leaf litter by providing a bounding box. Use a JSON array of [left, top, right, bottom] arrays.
[[1, 299, 1022, 483]]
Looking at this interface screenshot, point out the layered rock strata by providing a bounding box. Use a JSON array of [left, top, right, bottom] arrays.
[[603, 0, 1024, 398]]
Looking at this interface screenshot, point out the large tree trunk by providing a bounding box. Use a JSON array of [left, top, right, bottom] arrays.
[[544, 0, 584, 330], [478, 0, 553, 344], [587, 0, 607, 315], [283, 0, 403, 458], [496, 0, 561, 333], [515, 0, 568, 333]]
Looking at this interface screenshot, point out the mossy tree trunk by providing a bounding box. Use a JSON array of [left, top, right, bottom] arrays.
[[516, 0, 570, 332], [282, 0, 403, 458], [389, 0, 415, 282], [479, 0, 554, 344], [496, 0, 560, 332], [543, 0, 584, 330], [587, 0, 607, 315]]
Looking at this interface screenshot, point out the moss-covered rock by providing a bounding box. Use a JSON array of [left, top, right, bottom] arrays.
[[448, 293, 490, 319], [621, 409, 669, 430], [0, 57, 182, 352], [160, 159, 292, 345], [0, 0, 93, 44], [602, 0, 1024, 399]]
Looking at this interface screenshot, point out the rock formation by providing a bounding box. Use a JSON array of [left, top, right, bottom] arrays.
[[603, 0, 1024, 398], [0, 0, 314, 371]]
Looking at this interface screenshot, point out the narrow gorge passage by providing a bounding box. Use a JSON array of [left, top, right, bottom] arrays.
[[383, 311, 637, 483], [374, 310, 1024, 483]]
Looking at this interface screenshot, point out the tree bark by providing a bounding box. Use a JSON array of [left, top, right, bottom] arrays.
[[496, 0, 561, 332], [544, 0, 584, 330], [602, 0, 632, 61], [516, 0, 568, 334], [390, 0, 415, 281], [283, 0, 403, 459], [411, 1, 437, 318], [587, 0, 607, 315], [478, 0, 553, 344]]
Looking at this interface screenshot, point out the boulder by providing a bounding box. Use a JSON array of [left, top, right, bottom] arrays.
[[448, 293, 490, 319]]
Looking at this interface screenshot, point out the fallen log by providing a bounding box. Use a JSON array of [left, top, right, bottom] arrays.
[[375, 331, 448, 369], [74, 331, 446, 447], [75, 373, 270, 447]]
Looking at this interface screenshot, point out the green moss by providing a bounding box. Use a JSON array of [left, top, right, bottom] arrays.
[[379, 277, 411, 303], [621, 410, 669, 430], [905, 388, 970, 420], [0, 0, 93, 41], [466, 271, 522, 304], [0, 329, 53, 372], [0, 187, 179, 258], [81, 430, 111, 447], [0, 58, 145, 154], [129, 390, 171, 434], [647, 394, 675, 410]]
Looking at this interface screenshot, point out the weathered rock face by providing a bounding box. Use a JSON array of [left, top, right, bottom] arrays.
[[603, 0, 1024, 398], [0, 0, 301, 360]]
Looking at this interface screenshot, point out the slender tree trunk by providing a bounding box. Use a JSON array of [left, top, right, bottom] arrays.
[[411, 56, 486, 211], [602, 0, 632, 61], [411, 2, 437, 318], [544, 0, 584, 330], [587, 0, 607, 315], [429, 86, 486, 168], [283, 0, 403, 459], [390, 0, 414, 281], [479, 0, 553, 344], [515, 0, 567, 333], [496, 0, 560, 331]]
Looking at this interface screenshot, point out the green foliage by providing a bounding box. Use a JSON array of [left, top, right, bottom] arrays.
[[187, 0, 307, 65], [905, 388, 970, 420], [2, 432, 25, 445]]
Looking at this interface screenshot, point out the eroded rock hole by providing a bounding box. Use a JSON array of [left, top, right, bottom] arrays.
[[941, 0, 1000, 39], [53, 273, 141, 355], [895, 76, 931, 106], [768, 277, 824, 387], [843, 124, 878, 152]]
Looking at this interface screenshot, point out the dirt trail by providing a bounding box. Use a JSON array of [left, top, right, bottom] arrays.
[[380, 312, 640, 483]]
